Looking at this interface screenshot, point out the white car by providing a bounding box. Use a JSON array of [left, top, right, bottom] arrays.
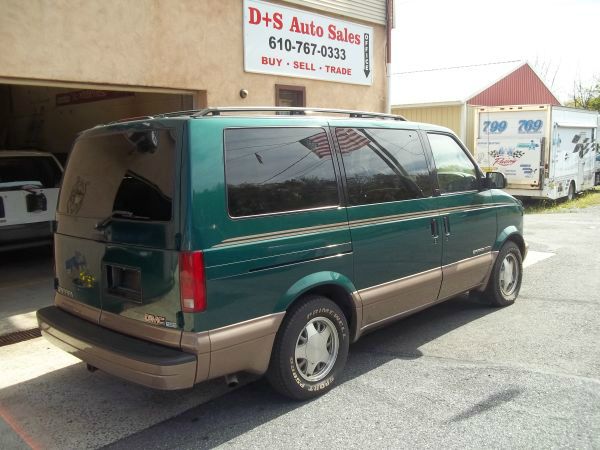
[[0, 150, 63, 251]]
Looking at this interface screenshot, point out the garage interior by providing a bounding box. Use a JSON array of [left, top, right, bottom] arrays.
[[0, 82, 195, 338], [0, 83, 195, 162]]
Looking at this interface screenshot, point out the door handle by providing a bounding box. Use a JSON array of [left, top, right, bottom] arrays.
[[443, 216, 451, 237], [430, 218, 439, 244]]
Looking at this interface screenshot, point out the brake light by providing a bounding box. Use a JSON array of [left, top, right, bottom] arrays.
[[179, 251, 206, 313]]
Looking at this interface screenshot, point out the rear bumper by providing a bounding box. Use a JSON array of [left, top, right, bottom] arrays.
[[36, 306, 197, 390]]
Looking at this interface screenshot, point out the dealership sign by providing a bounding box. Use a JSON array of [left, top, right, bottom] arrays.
[[243, 0, 373, 85]]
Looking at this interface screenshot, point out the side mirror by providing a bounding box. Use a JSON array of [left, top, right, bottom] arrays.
[[484, 171, 506, 189]]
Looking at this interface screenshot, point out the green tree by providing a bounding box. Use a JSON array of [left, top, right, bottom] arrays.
[[569, 79, 600, 111]]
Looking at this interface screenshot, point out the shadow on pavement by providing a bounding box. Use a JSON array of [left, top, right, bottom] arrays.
[[0, 245, 53, 270], [0, 356, 241, 450], [0, 295, 500, 449], [101, 295, 500, 449]]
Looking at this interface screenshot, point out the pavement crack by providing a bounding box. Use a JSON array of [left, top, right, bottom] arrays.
[[353, 349, 600, 386], [352, 349, 423, 359], [523, 296, 600, 306]]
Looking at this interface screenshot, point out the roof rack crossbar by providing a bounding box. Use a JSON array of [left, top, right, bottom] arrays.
[[155, 109, 206, 118], [107, 115, 155, 125], [191, 107, 406, 121]]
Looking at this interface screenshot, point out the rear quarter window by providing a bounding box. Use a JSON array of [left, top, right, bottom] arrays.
[[224, 127, 340, 217]]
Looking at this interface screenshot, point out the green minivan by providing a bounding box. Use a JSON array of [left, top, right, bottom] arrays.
[[37, 107, 526, 400]]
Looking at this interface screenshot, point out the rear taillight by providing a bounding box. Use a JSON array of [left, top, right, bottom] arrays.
[[179, 251, 207, 313]]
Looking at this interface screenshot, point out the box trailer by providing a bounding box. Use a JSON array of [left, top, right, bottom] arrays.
[[596, 113, 600, 186], [474, 105, 599, 200]]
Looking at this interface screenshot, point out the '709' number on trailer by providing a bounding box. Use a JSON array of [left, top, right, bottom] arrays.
[[518, 120, 543, 133]]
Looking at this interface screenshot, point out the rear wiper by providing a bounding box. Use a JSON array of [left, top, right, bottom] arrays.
[[95, 210, 150, 230]]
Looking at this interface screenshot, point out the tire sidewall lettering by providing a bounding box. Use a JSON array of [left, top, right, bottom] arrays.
[[289, 352, 336, 392], [289, 356, 306, 388], [289, 304, 348, 393], [307, 376, 335, 392], [306, 308, 347, 339], [271, 297, 349, 399]]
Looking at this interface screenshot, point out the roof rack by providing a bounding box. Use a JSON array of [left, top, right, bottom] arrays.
[[155, 109, 205, 118], [107, 115, 155, 125], [190, 107, 407, 121]]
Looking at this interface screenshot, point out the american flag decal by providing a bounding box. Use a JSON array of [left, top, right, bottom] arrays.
[[300, 132, 331, 158], [336, 128, 370, 153], [300, 129, 371, 159]]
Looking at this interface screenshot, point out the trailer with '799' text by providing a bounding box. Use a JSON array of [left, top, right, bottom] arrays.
[[474, 104, 599, 200]]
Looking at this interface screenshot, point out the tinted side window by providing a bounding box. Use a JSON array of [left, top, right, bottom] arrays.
[[428, 133, 478, 193], [336, 128, 433, 205], [225, 128, 339, 217]]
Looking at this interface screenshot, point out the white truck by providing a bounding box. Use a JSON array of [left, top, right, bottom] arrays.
[[474, 105, 599, 200], [0, 150, 63, 251], [596, 113, 600, 186]]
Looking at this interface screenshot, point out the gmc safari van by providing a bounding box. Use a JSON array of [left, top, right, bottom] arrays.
[[37, 107, 526, 400]]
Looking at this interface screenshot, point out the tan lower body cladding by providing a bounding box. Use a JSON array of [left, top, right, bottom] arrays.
[[53, 294, 284, 388], [180, 313, 285, 383], [50, 252, 495, 389], [356, 252, 497, 334], [360, 268, 443, 327]]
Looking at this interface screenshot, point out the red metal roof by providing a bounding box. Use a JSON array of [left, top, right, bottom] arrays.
[[467, 63, 560, 106]]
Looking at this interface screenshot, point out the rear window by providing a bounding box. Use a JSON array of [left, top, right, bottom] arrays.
[[58, 129, 175, 221], [0, 156, 62, 188], [224, 127, 340, 217]]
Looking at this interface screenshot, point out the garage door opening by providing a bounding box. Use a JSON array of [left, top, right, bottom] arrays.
[[0, 83, 196, 336], [0, 83, 195, 163]]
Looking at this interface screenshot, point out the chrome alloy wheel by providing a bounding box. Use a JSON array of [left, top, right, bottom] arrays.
[[294, 317, 339, 382], [499, 253, 519, 297]]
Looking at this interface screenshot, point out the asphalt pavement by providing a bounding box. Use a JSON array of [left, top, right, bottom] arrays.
[[0, 246, 53, 334], [0, 206, 599, 449]]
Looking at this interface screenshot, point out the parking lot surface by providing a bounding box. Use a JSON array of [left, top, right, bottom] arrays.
[[0, 247, 53, 335], [1, 206, 599, 449]]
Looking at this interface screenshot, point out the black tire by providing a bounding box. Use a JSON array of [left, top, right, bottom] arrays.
[[267, 295, 349, 400], [481, 241, 523, 307], [567, 182, 575, 201]]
